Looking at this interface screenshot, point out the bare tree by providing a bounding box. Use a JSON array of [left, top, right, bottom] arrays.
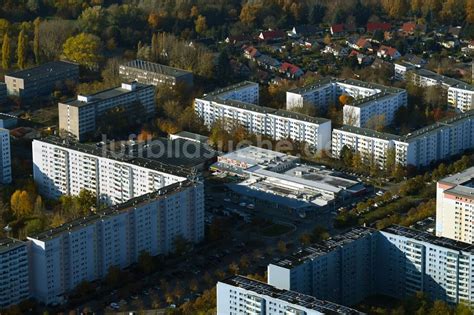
[[39, 19, 77, 61]]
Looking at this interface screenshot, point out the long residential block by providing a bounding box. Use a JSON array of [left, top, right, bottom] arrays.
[[194, 82, 332, 151], [4, 61, 79, 99], [0, 238, 29, 309], [32, 137, 189, 204], [0, 128, 11, 184], [268, 225, 474, 306], [28, 180, 204, 305], [286, 79, 407, 128], [119, 59, 193, 88], [332, 110, 474, 168], [58, 82, 155, 141], [409, 68, 474, 112], [217, 275, 364, 315]]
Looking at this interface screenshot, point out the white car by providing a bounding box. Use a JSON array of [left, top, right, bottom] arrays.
[[247, 204, 255, 209], [239, 202, 247, 207], [110, 302, 120, 310], [224, 198, 231, 202]]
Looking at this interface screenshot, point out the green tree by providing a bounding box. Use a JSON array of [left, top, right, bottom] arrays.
[[195, 15, 208, 35], [138, 251, 155, 274], [33, 17, 40, 64], [216, 50, 232, 82], [340, 145, 354, 166], [78, 6, 106, 35], [17, 30, 27, 70], [2, 33, 10, 70], [429, 300, 451, 315], [299, 233, 312, 245], [33, 195, 43, 214], [10, 190, 34, 218], [151, 33, 158, 61], [62, 33, 102, 69], [385, 147, 396, 174], [277, 240, 287, 253], [0, 19, 9, 39]]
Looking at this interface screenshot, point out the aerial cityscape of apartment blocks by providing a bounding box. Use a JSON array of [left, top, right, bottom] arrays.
[[4, 61, 79, 99], [119, 59, 194, 88], [194, 81, 332, 151], [0, 238, 29, 308], [436, 167, 474, 243], [32, 137, 190, 204], [332, 110, 474, 168], [58, 82, 155, 141], [268, 226, 474, 306], [28, 180, 203, 305], [0, 128, 11, 184], [217, 275, 364, 315], [286, 78, 407, 128], [408, 68, 474, 112]]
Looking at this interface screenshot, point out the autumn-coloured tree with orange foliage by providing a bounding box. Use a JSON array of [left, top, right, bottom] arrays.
[[338, 94, 353, 105]]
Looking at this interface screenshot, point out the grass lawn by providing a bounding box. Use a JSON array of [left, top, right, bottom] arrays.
[[260, 223, 293, 237]]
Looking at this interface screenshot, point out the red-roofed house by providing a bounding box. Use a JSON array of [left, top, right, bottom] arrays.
[[243, 45, 261, 60], [258, 30, 286, 41], [279, 62, 304, 79], [367, 22, 391, 33], [401, 22, 426, 35], [355, 38, 372, 51], [330, 24, 345, 35], [377, 45, 401, 60]]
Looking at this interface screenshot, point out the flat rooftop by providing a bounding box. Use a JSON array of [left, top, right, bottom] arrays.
[[272, 109, 330, 125], [206, 97, 275, 114], [28, 180, 197, 242], [221, 275, 364, 314], [413, 68, 474, 91], [36, 136, 189, 178], [6, 61, 78, 80], [287, 78, 338, 94], [117, 138, 217, 169], [0, 238, 26, 254], [219, 146, 299, 169], [202, 81, 331, 125], [335, 125, 400, 141], [382, 225, 474, 252], [272, 227, 375, 268], [63, 82, 152, 107], [336, 109, 474, 142], [438, 166, 474, 199], [205, 81, 258, 98], [120, 59, 192, 77], [401, 110, 474, 141]]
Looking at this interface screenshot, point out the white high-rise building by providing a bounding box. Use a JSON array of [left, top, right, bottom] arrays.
[[436, 167, 474, 243], [0, 238, 29, 308], [268, 225, 474, 306], [0, 128, 11, 184], [409, 69, 474, 112], [286, 79, 407, 128], [32, 137, 188, 205], [331, 125, 399, 167], [58, 82, 155, 141], [194, 82, 332, 152], [332, 110, 474, 168], [217, 275, 364, 315], [28, 180, 204, 305]]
